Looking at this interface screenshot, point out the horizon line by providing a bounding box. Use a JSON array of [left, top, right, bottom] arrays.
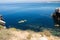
[[0, 1, 60, 4]]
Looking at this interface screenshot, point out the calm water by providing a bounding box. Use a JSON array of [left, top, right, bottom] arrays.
[[0, 3, 60, 31]]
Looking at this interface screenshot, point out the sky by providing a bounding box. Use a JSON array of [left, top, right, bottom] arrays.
[[0, 0, 60, 3]]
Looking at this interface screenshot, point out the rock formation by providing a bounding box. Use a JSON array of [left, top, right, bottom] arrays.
[[0, 15, 6, 26], [52, 8, 60, 27]]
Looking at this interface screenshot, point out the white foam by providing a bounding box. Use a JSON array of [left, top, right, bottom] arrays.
[[18, 20, 27, 23]]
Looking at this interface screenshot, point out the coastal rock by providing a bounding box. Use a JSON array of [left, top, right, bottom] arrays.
[[52, 8, 60, 27], [0, 20, 6, 24], [0, 15, 6, 26]]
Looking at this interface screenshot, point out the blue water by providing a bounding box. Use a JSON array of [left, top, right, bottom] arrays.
[[0, 3, 60, 31]]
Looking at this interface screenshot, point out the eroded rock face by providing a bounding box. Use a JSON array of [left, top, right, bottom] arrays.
[[52, 8, 60, 27], [0, 15, 6, 26]]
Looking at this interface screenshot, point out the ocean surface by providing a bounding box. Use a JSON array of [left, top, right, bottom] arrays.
[[0, 3, 60, 31]]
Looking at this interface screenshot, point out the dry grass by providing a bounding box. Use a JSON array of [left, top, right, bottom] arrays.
[[0, 26, 60, 40], [0, 29, 12, 40]]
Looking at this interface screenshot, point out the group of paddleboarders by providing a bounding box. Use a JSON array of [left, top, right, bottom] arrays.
[[0, 8, 60, 27]]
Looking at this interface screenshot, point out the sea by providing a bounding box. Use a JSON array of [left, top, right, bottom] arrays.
[[0, 3, 60, 31]]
